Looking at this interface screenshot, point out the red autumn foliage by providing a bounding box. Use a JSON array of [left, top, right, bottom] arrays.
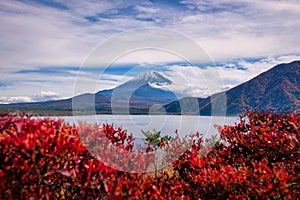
[[173, 112, 299, 199], [0, 111, 299, 199]]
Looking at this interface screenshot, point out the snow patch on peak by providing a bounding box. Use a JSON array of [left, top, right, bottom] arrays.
[[135, 71, 157, 80], [133, 71, 172, 85]]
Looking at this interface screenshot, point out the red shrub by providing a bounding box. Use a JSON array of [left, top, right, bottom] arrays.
[[174, 112, 299, 199], [0, 111, 299, 199]]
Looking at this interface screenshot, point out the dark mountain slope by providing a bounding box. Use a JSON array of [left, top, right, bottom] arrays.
[[165, 60, 300, 115], [225, 60, 300, 115], [1, 61, 299, 115]]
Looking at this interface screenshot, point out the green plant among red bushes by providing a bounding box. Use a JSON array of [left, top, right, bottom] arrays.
[[0, 111, 299, 199]]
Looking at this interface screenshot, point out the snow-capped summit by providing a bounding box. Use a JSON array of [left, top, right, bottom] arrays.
[[96, 71, 177, 107], [133, 71, 172, 85], [97, 71, 172, 96]]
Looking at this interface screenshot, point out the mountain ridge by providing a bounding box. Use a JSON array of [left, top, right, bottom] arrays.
[[165, 60, 300, 115], [0, 61, 299, 115], [0, 71, 177, 115]]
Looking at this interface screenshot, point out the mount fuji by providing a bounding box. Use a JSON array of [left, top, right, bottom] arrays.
[[0, 71, 178, 115], [1, 61, 299, 115], [96, 71, 177, 112]]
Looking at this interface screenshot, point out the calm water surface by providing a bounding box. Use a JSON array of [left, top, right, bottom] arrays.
[[61, 115, 238, 139]]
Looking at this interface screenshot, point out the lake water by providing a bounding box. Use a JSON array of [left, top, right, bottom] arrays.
[[61, 115, 239, 140]]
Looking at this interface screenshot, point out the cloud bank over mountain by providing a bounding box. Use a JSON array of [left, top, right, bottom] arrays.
[[0, 0, 299, 103]]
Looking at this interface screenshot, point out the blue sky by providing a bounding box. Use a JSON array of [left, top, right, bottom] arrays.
[[0, 0, 300, 103]]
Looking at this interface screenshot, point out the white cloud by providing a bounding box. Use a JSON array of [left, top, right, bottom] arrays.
[[149, 55, 300, 98], [0, 0, 92, 68], [176, 0, 300, 61], [157, 65, 222, 98], [216, 55, 300, 90], [34, 91, 60, 101], [0, 0, 299, 102], [61, 0, 114, 16], [0, 96, 32, 104], [0, 0, 299, 68], [135, 5, 159, 13], [250, 0, 300, 13], [95, 74, 134, 91], [1, 54, 299, 103], [1, 0, 300, 62], [110, 49, 186, 65], [0, 69, 76, 102]]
